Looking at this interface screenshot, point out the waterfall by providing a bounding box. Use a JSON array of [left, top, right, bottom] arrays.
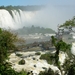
[[71, 42, 75, 55], [0, 9, 37, 29], [0, 9, 15, 29]]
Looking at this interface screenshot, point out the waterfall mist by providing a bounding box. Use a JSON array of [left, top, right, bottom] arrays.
[[0, 5, 75, 31]]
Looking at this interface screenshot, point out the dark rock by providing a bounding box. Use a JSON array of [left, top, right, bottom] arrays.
[[18, 59, 25, 65], [34, 65, 36, 67], [33, 58, 36, 60]]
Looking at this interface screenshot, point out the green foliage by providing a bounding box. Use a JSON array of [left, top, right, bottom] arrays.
[[0, 63, 18, 75], [18, 69, 27, 75], [19, 59, 25, 65], [59, 16, 75, 28], [39, 68, 59, 75], [67, 64, 75, 75], [0, 29, 17, 64], [0, 63, 27, 75], [54, 40, 71, 67], [54, 39, 72, 74], [40, 53, 55, 64], [51, 36, 57, 46], [62, 53, 75, 75], [35, 52, 41, 55], [0, 28, 28, 75], [55, 40, 71, 52]]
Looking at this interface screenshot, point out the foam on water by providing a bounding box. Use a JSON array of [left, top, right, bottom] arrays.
[[8, 51, 62, 75], [71, 42, 75, 55]]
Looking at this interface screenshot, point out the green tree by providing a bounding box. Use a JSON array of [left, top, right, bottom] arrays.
[[51, 36, 56, 46], [0, 62, 27, 75], [0, 28, 17, 64], [60, 16, 75, 28], [54, 40, 71, 75], [67, 64, 75, 75], [0, 28, 27, 75]]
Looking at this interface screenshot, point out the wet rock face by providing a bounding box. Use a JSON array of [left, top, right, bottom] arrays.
[[18, 59, 25, 65]]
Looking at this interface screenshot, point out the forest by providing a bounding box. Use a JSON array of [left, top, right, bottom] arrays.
[[15, 25, 55, 35]]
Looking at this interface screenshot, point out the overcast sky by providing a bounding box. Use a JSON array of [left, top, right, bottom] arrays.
[[0, 0, 75, 31]]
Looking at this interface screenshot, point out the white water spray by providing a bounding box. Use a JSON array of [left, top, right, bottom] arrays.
[[0, 9, 36, 29]]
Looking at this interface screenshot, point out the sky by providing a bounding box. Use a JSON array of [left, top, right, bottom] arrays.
[[0, 0, 75, 31], [0, 0, 75, 6], [0, 0, 49, 6]]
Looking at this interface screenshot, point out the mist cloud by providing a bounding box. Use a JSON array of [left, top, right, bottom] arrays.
[[0, 4, 75, 32], [26, 5, 75, 31]]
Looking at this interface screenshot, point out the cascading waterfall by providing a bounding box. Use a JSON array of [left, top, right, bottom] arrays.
[[0, 9, 37, 29], [0, 9, 15, 29]]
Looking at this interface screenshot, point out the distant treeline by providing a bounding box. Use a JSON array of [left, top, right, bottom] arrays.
[[0, 5, 44, 11], [15, 25, 55, 35], [0, 5, 44, 17]]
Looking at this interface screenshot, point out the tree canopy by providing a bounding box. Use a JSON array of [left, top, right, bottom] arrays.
[[0, 28, 27, 75], [59, 16, 75, 28], [0, 28, 17, 64]]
